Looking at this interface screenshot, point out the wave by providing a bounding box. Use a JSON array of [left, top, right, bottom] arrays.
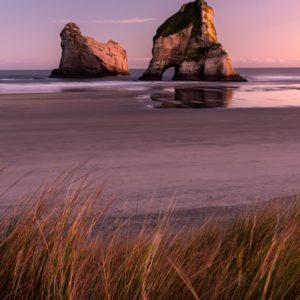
[[1, 68, 300, 94], [0, 81, 137, 94], [0, 80, 201, 94]]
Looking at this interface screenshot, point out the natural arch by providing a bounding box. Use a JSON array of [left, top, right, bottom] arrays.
[[162, 66, 176, 81]]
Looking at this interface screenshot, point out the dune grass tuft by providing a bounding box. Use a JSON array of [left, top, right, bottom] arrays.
[[0, 178, 300, 299]]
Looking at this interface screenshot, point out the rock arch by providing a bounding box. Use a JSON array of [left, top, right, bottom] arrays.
[[140, 0, 246, 82]]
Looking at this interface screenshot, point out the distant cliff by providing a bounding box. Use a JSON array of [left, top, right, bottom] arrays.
[[51, 23, 129, 78], [140, 0, 245, 81]]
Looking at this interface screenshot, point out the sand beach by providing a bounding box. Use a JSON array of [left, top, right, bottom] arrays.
[[1, 84, 300, 221]]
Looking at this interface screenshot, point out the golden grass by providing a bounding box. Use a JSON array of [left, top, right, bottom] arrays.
[[0, 177, 300, 299]]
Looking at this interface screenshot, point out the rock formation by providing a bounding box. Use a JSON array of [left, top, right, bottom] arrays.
[[140, 0, 245, 81], [51, 23, 129, 78]]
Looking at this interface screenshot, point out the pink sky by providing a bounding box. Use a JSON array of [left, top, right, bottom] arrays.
[[0, 0, 299, 69]]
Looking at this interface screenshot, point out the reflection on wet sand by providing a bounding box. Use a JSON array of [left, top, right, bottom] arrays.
[[151, 87, 236, 108]]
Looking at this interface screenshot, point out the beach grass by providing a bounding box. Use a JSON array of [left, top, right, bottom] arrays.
[[0, 177, 300, 299]]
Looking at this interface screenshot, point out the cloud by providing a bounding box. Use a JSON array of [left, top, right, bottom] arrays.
[[50, 19, 76, 24], [233, 58, 288, 64], [232, 57, 300, 67], [50, 17, 155, 25], [91, 17, 156, 24]]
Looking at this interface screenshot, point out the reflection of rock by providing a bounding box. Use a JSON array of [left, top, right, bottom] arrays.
[[140, 0, 245, 82], [50, 23, 129, 78], [151, 87, 235, 108]]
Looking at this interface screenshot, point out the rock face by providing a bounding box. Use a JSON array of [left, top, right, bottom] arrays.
[[140, 0, 245, 81], [51, 23, 129, 78]]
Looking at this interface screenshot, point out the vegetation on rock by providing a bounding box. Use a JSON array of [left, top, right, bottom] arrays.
[[155, 2, 198, 38]]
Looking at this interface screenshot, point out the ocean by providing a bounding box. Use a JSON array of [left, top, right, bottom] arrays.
[[1, 68, 300, 108]]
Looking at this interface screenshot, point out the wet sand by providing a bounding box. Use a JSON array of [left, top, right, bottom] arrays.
[[1, 89, 300, 218]]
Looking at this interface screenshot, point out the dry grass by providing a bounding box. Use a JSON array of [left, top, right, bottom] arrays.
[[0, 177, 300, 299]]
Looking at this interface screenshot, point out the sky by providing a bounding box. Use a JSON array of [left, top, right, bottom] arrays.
[[0, 0, 300, 69]]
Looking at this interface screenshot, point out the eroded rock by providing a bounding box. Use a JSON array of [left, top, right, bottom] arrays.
[[51, 23, 129, 78], [140, 0, 245, 82]]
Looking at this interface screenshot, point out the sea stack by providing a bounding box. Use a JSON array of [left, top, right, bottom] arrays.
[[50, 23, 129, 78], [140, 0, 245, 81]]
